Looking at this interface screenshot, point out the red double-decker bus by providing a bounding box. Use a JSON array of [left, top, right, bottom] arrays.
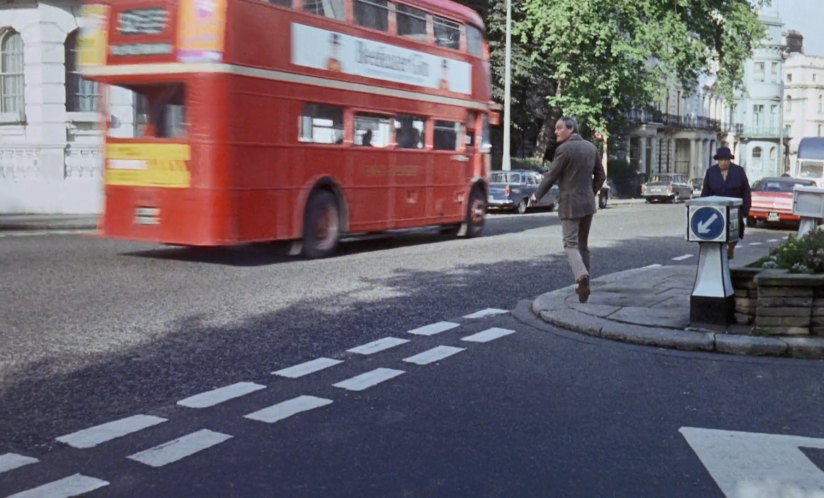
[[79, 0, 494, 257]]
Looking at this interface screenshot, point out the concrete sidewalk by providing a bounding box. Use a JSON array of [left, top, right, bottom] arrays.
[[531, 259, 824, 360], [0, 214, 98, 232]]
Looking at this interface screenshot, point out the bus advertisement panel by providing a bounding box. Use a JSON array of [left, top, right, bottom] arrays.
[[79, 0, 493, 257]]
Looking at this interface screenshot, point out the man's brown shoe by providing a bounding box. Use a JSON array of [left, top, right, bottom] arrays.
[[576, 276, 590, 303]]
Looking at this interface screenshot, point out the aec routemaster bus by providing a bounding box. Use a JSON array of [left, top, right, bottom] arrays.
[[78, 0, 495, 257]]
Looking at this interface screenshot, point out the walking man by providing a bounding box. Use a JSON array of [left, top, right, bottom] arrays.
[[530, 117, 606, 302]]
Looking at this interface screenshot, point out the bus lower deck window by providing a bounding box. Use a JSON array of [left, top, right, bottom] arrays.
[[300, 104, 344, 144], [116, 84, 185, 139], [395, 115, 424, 149], [434, 120, 460, 150], [355, 114, 391, 147]]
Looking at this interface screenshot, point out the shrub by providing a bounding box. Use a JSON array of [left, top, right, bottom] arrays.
[[755, 227, 824, 274]]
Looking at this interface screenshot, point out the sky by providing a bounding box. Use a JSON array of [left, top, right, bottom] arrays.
[[772, 0, 824, 56]]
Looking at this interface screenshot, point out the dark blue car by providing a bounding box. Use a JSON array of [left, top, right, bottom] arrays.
[[487, 170, 558, 214]]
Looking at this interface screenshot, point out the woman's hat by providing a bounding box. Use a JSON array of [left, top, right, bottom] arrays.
[[713, 146, 734, 160]]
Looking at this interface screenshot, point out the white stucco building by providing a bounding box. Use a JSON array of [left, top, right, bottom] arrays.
[[729, 10, 786, 181], [783, 31, 824, 168], [0, 1, 103, 214]]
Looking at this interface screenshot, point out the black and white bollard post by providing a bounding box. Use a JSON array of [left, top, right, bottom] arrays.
[[686, 196, 742, 328]]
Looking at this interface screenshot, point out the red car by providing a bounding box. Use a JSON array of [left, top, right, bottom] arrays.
[[747, 176, 817, 227]]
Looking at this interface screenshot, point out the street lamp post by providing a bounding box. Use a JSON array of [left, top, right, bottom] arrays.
[[501, 0, 512, 171]]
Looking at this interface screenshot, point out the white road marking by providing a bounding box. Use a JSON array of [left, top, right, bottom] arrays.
[[407, 321, 460, 336], [463, 308, 509, 319], [273, 357, 343, 378], [56, 414, 167, 449], [127, 429, 232, 468], [672, 254, 693, 261], [333, 368, 405, 391], [0, 453, 38, 474], [749, 242, 763, 246], [7, 473, 108, 498], [461, 327, 515, 343], [768, 239, 780, 242], [347, 337, 410, 355], [403, 346, 465, 365], [681, 426, 824, 497], [642, 264, 662, 269], [244, 395, 333, 424], [177, 382, 266, 409]]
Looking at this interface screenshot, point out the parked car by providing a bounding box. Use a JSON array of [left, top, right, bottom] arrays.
[[641, 172, 693, 203], [598, 180, 611, 209], [747, 176, 817, 227], [487, 170, 558, 214]]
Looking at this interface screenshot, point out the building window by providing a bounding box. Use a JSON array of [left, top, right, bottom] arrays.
[[819, 94, 823, 113], [786, 95, 792, 113], [65, 31, 99, 113], [771, 62, 778, 82], [787, 73, 792, 83], [754, 62, 765, 82], [0, 30, 24, 114]]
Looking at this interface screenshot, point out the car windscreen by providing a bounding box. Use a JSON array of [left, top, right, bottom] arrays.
[[490, 172, 522, 184], [755, 180, 813, 193]]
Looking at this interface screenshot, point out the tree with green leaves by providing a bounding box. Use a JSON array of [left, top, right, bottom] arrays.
[[480, 0, 769, 160]]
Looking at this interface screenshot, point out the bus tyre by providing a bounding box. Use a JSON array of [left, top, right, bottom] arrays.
[[463, 187, 486, 238], [302, 191, 340, 259]]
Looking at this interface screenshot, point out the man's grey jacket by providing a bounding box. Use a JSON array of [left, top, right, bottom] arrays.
[[534, 134, 607, 219]]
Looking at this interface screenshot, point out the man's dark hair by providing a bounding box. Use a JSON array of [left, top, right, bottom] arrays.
[[559, 116, 578, 133]]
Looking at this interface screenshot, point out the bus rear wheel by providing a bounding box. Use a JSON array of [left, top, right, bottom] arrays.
[[302, 191, 340, 259]]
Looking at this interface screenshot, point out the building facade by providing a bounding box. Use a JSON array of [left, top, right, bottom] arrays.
[[729, 10, 786, 180], [783, 31, 824, 169], [0, 0, 103, 214]]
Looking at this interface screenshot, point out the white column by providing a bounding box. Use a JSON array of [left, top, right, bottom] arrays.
[[639, 136, 648, 175]]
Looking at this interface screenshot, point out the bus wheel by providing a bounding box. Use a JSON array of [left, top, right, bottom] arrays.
[[302, 191, 340, 259], [464, 187, 486, 238]]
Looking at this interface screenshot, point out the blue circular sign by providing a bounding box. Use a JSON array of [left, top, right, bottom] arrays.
[[691, 206, 725, 240]]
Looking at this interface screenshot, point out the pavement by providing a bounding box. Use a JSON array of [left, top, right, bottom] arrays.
[[5, 211, 823, 360]]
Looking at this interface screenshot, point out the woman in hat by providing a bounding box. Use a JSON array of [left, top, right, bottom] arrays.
[[701, 146, 751, 259]]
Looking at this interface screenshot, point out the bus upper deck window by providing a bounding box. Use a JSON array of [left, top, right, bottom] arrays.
[[268, 0, 292, 6], [397, 4, 426, 40], [303, 0, 344, 20], [466, 25, 483, 56], [434, 17, 460, 50], [355, 0, 388, 31]]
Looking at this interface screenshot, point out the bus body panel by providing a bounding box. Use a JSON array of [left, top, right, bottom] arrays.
[[82, 0, 491, 247]]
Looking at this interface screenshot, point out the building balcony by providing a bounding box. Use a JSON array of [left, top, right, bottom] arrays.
[[736, 124, 783, 138], [626, 109, 721, 131]]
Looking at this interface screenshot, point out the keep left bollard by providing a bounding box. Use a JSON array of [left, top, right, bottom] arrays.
[[686, 196, 743, 328]]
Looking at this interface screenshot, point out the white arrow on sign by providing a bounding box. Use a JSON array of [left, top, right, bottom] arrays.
[[697, 213, 719, 234], [680, 426, 824, 498]]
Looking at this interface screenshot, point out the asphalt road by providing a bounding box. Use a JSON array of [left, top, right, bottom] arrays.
[[2, 202, 822, 497]]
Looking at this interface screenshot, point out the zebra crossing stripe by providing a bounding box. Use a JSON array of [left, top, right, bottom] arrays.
[[7, 473, 108, 498], [461, 327, 515, 343], [463, 308, 508, 319], [403, 346, 465, 365], [244, 395, 333, 424], [333, 368, 405, 391], [407, 321, 460, 336], [56, 414, 167, 449], [177, 382, 266, 408], [127, 429, 232, 468], [347, 337, 409, 355], [0, 453, 38, 474], [273, 357, 343, 378]]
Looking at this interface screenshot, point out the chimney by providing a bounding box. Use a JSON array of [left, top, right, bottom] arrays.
[[786, 30, 804, 54]]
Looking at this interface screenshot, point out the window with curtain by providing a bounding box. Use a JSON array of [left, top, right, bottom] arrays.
[[0, 30, 24, 114], [65, 30, 99, 113]]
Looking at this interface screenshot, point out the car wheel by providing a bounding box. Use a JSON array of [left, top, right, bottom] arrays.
[[517, 198, 528, 214], [302, 190, 340, 259], [746, 217, 756, 227], [598, 193, 608, 209]]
